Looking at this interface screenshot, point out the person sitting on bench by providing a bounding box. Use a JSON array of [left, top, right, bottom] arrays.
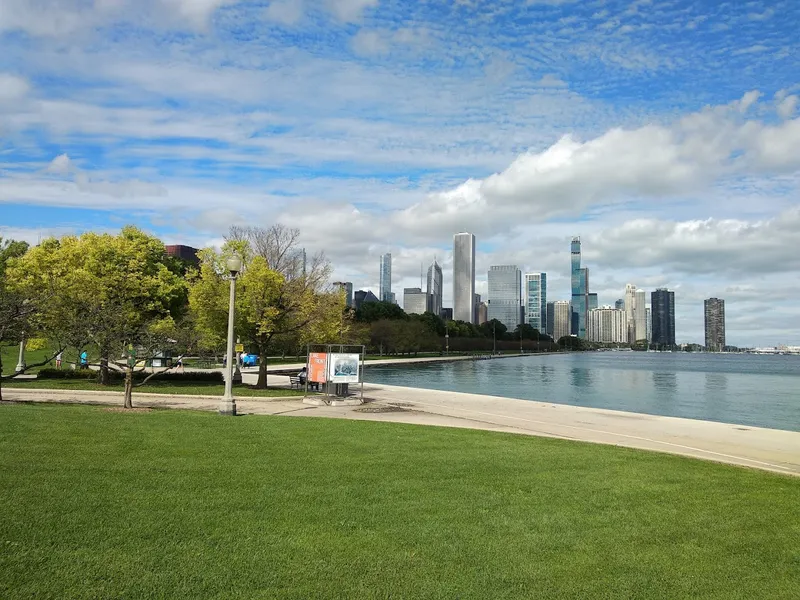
[[297, 367, 308, 385]]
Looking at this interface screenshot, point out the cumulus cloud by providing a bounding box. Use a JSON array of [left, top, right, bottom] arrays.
[[777, 95, 798, 120], [0, 73, 30, 100], [326, 0, 378, 22], [534, 74, 568, 88], [351, 30, 389, 56], [264, 0, 303, 25]]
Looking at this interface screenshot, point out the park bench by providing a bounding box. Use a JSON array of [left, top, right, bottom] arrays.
[[289, 376, 319, 391]]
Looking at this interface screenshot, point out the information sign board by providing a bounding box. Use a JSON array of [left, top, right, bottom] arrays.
[[308, 352, 328, 383], [327, 353, 361, 384]]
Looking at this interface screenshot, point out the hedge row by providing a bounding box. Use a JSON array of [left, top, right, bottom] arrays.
[[37, 368, 224, 383]]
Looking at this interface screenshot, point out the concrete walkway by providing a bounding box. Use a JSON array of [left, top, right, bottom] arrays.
[[3, 378, 799, 477]]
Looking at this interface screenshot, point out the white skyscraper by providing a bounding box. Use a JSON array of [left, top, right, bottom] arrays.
[[427, 260, 443, 317], [624, 283, 636, 342], [453, 233, 476, 323], [523, 273, 547, 332], [379, 253, 392, 303], [552, 301, 572, 341], [488, 265, 522, 332], [635, 288, 647, 342], [587, 306, 628, 343], [403, 288, 429, 315]]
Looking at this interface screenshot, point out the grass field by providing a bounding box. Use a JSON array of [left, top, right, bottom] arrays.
[[1, 404, 798, 599], [1, 378, 306, 397]]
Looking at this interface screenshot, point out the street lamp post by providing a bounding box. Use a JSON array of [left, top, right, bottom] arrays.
[[15, 332, 26, 373], [445, 323, 449, 355], [220, 254, 243, 416]]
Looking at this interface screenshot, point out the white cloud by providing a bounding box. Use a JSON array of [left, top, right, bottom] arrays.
[[0, 73, 30, 100], [351, 30, 389, 56], [777, 95, 798, 120], [264, 0, 303, 25], [533, 74, 568, 88]]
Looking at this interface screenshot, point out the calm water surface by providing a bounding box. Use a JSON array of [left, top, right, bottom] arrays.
[[365, 352, 800, 431]]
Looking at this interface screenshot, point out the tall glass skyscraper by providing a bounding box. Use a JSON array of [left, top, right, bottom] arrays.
[[524, 273, 547, 332], [488, 265, 522, 332], [427, 260, 443, 317], [453, 233, 476, 323], [651, 288, 676, 348], [545, 301, 555, 337], [570, 238, 588, 338], [379, 253, 392, 303]]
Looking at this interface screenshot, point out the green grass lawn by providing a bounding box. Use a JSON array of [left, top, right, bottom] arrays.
[[2, 378, 306, 397], [0, 343, 58, 375], [0, 404, 798, 599]]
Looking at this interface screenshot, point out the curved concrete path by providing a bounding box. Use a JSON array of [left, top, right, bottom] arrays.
[[3, 378, 798, 477]]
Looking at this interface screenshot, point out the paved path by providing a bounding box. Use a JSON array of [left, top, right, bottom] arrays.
[[4, 378, 799, 477]]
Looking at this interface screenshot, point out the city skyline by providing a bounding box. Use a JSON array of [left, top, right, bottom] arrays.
[[2, 1, 798, 347]]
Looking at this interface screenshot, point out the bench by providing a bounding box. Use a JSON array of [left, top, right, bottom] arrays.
[[290, 376, 319, 391]]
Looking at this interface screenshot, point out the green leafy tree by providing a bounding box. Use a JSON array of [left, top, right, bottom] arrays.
[[356, 300, 408, 323], [9, 227, 189, 407]]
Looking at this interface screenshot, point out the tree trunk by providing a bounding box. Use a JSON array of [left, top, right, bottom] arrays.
[[99, 346, 110, 385], [124, 367, 133, 409], [0, 354, 3, 402], [256, 349, 268, 389]]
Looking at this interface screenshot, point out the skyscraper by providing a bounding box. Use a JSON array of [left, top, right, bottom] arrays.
[[379, 253, 392, 303], [624, 283, 636, 343], [426, 260, 443, 317], [646, 307, 652, 343], [477, 302, 488, 325], [546, 301, 556, 337], [552, 300, 572, 342], [333, 281, 353, 308], [651, 288, 676, 348], [403, 288, 429, 315], [704, 298, 726, 351], [587, 306, 627, 343], [614, 298, 624, 311], [453, 233, 476, 323], [523, 273, 547, 332], [570, 238, 589, 338], [635, 288, 647, 342], [488, 265, 522, 332]]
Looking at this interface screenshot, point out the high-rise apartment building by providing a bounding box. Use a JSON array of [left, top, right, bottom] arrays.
[[587, 306, 627, 343], [646, 307, 652, 343], [333, 281, 353, 308], [523, 273, 547, 332], [488, 265, 522, 332], [426, 260, 443, 318], [403, 288, 429, 315], [552, 301, 572, 342], [651, 288, 676, 348], [453, 233, 476, 323], [570, 238, 589, 338], [477, 302, 488, 325], [379, 253, 392, 303], [704, 298, 726, 351], [634, 288, 647, 342], [546, 301, 555, 337]]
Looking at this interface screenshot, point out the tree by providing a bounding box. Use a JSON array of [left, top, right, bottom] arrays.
[[356, 300, 407, 323], [190, 238, 345, 388], [8, 227, 189, 407], [480, 319, 507, 340], [413, 311, 445, 337], [514, 323, 538, 340], [558, 335, 588, 351]]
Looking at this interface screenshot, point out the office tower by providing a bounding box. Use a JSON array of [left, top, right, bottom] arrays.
[[473, 293, 481, 323], [453, 233, 476, 323], [427, 260, 443, 317], [634, 288, 647, 341], [615, 298, 624, 311], [488, 265, 522, 332], [524, 273, 547, 332], [704, 298, 726, 351], [570, 238, 589, 338], [379, 253, 392, 303], [646, 307, 652, 343], [441, 307, 453, 321], [624, 283, 636, 343], [587, 306, 627, 343], [403, 288, 429, 315], [546, 301, 555, 337], [353, 289, 379, 310], [477, 302, 488, 325], [588, 292, 598, 311], [552, 300, 572, 342], [651, 288, 676, 348], [165, 244, 200, 265], [333, 282, 353, 308]]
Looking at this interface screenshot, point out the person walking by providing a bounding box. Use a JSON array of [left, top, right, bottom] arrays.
[[80, 350, 88, 369], [56, 351, 63, 369]]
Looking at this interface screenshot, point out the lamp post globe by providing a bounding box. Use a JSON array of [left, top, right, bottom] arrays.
[[220, 253, 242, 416]]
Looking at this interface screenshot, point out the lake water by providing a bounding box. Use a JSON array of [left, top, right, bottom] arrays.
[[364, 352, 800, 432]]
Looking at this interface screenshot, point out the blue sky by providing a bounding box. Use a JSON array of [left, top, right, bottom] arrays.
[[1, 0, 799, 346]]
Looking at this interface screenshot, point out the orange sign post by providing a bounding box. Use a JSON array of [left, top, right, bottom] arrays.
[[308, 352, 328, 384]]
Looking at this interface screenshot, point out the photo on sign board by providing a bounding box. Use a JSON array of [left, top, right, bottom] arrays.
[[328, 353, 360, 383]]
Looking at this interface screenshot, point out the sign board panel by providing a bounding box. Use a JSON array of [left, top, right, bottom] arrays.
[[235, 343, 244, 353], [308, 352, 328, 383], [327, 353, 361, 384]]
